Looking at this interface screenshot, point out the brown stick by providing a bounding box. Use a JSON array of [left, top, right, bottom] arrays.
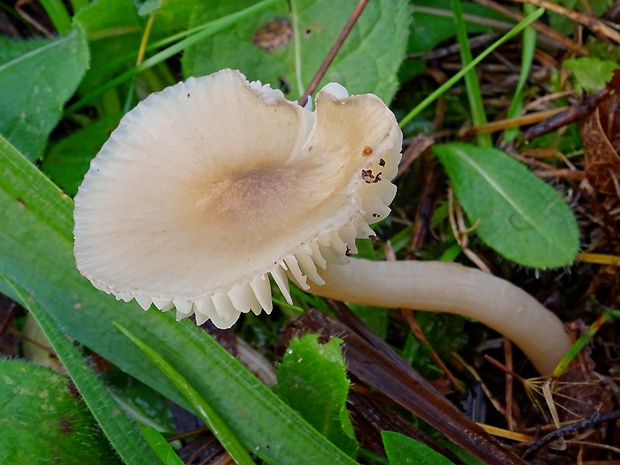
[[522, 88, 611, 141], [297, 0, 369, 107], [511, 0, 620, 44], [469, 108, 566, 135]]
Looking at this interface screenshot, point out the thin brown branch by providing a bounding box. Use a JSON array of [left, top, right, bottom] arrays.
[[401, 309, 465, 394], [522, 409, 620, 458], [298, 0, 369, 107], [512, 0, 620, 44], [523, 88, 611, 141], [469, 108, 567, 135]]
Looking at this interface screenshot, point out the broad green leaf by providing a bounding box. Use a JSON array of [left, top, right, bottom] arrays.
[[275, 335, 358, 456], [3, 278, 165, 465], [0, 136, 358, 465], [0, 28, 88, 161], [41, 114, 121, 196], [0, 360, 119, 465], [382, 431, 455, 465], [0, 36, 50, 64], [434, 143, 579, 268], [182, 0, 409, 102], [564, 57, 618, 92]]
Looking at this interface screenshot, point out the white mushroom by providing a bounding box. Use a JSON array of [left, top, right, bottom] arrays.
[[74, 69, 570, 375]]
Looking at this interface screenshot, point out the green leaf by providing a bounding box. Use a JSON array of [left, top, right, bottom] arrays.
[[0, 136, 358, 465], [564, 57, 618, 92], [139, 425, 185, 465], [0, 360, 120, 465], [382, 431, 455, 465], [275, 335, 358, 456], [0, 28, 89, 161], [433, 143, 579, 268], [40, 0, 73, 35], [182, 0, 409, 102], [2, 278, 165, 465], [41, 114, 121, 196]]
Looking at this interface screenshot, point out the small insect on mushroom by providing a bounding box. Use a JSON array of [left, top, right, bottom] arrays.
[[362, 145, 373, 156]]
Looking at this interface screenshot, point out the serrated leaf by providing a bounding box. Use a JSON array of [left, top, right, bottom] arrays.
[[182, 0, 409, 102], [274, 334, 358, 456], [564, 57, 618, 92], [0, 28, 89, 161], [0, 360, 120, 465], [434, 143, 579, 268], [382, 431, 455, 465], [0, 136, 357, 465]]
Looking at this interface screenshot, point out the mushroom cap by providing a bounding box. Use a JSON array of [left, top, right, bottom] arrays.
[[74, 69, 402, 328]]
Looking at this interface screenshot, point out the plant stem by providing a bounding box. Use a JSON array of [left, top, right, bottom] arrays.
[[297, 0, 370, 107]]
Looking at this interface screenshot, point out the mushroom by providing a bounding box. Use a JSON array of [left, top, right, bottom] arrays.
[[74, 69, 570, 375]]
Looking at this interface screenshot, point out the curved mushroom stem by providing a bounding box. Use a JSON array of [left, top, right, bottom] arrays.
[[306, 258, 571, 376]]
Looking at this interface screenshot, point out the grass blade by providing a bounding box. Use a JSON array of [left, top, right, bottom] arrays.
[[450, 0, 491, 147], [139, 425, 185, 465], [503, 3, 537, 143], [40, 0, 72, 35]]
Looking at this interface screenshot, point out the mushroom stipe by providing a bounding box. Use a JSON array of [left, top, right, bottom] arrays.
[[74, 69, 570, 375]]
